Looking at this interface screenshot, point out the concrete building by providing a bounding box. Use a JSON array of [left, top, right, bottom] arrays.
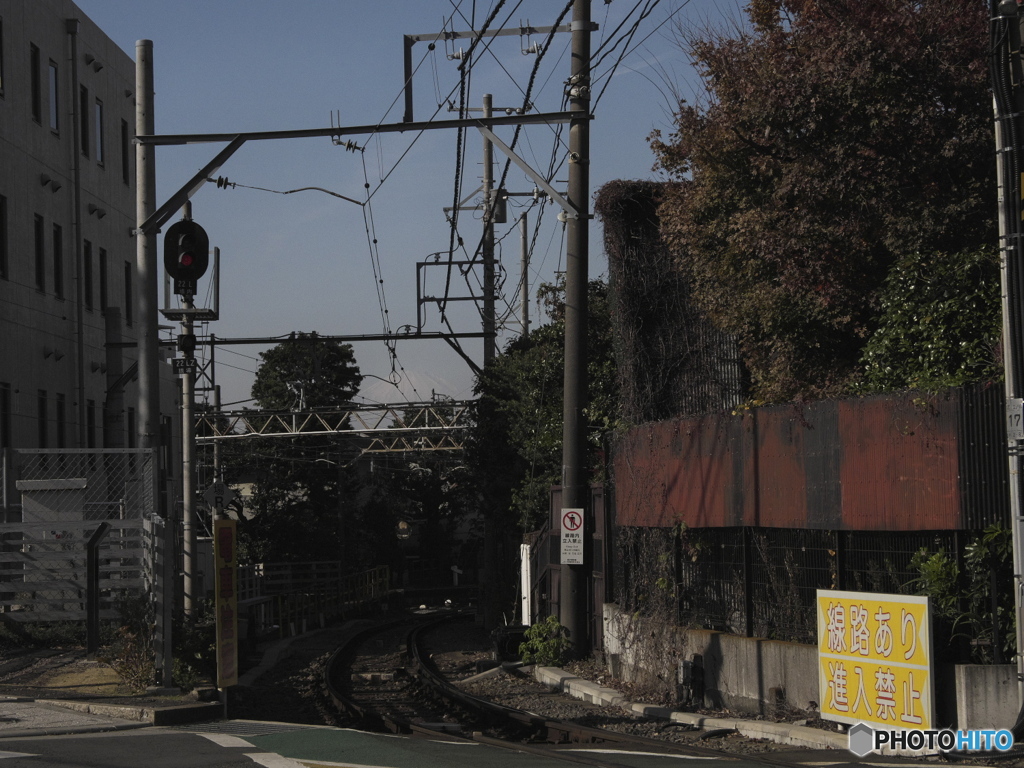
[[0, 0, 177, 463]]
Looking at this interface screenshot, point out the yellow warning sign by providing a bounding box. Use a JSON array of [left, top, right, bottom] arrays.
[[816, 590, 933, 729]]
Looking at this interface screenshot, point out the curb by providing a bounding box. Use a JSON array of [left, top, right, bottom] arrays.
[[43, 698, 223, 726], [533, 666, 847, 751], [0, 721, 150, 740]]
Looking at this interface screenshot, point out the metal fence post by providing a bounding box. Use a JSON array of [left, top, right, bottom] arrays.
[[86, 521, 112, 656], [742, 527, 753, 638]]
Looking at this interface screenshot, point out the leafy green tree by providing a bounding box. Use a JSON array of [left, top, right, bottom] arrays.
[[651, 0, 995, 402], [470, 279, 618, 533], [856, 247, 1002, 393], [467, 279, 618, 624], [232, 333, 363, 563], [251, 332, 361, 410], [366, 451, 480, 584]]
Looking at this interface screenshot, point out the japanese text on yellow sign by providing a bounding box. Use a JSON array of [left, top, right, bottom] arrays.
[[816, 589, 932, 730]]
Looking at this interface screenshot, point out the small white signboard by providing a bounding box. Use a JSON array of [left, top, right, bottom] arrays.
[[560, 507, 584, 565], [1008, 398, 1024, 441]]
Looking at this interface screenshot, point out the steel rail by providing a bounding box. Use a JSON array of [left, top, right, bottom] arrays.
[[404, 618, 843, 768], [324, 613, 841, 768]]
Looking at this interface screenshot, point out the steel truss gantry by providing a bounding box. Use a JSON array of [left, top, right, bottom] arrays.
[[195, 400, 473, 454]]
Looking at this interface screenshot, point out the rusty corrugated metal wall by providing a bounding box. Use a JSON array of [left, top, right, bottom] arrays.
[[612, 386, 1009, 531]]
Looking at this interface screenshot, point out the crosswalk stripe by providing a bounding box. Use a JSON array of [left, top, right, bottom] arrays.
[[244, 753, 308, 768], [568, 749, 720, 759], [197, 733, 256, 748]]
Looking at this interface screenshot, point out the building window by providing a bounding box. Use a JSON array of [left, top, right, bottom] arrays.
[[120, 120, 130, 185], [124, 261, 132, 325], [83, 240, 93, 309], [48, 60, 58, 133], [0, 194, 7, 280], [34, 214, 44, 291], [0, 383, 10, 450], [95, 99, 104, 165], [52, 223, 63, 298], [37, 390, 48, 448], [79, 85, 89, 157], [30, 44, 40, 123], [86, 400, 96, 449], [55, 393, 66, 449], [99, 248, 108, 309]]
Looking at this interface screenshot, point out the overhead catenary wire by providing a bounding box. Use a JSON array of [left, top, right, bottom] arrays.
[[439, 1, 515, 322], [591, 0, 695, 109], [442, 0, 572, 334], [209, 2, 679, 402]]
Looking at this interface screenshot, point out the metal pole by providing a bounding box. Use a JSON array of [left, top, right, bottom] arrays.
[[559, 0, 591, 655], [520, 211, 530, 336], [996, 100, 1024, 708], [136, 39, 172, 687], [993, 0, 1024, 712], [213, 382, 221, 481], [182, 303, 196, 615], [86, 522, 112, 656], [135, 42, 160, 459], [482, 94, 496, 366]]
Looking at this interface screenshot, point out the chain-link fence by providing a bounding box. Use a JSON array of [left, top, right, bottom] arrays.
[[0, 449, 157, 623], [616, 525, 982, 661]]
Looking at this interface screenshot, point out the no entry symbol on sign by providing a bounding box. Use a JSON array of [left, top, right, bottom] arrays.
[[562, 510, 582, 531]]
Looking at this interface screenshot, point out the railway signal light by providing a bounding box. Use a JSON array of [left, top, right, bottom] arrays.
[[164, 220, 210, 291]]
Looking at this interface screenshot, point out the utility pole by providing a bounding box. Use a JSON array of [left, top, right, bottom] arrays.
[[482, 94, 497, 366], [992, 0, 1024, 719], [181, 208, 197, 617], [136, 38, 174, 688], [559, 0, 592, 655], [520, 211, 530, 336], [135, 42, 161, 463]]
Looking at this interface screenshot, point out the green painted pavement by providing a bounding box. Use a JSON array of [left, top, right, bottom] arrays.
[[246, 727, 767, 768]]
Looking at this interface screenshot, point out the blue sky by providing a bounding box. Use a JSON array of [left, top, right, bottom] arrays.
[[72, 0, 744, 409]]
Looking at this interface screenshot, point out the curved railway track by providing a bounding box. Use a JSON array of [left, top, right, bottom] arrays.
[[323, 612, 846, 768]]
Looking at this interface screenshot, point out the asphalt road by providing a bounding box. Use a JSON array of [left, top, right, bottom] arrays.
[[0, 722, 789, 768]]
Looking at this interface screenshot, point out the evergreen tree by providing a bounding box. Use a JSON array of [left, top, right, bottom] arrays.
[[233, 333, 363, 563]]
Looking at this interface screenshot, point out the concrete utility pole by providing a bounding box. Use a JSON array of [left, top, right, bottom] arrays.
[[135, 39, 173, 687], [520, 211, 530, 337], [559, 0, 592, 655], [135, 42, 160, 458], [993, 0, 1024, 717], [482, 94, 497, 366]]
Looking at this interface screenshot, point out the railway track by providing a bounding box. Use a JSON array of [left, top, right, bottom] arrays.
[[322, 611, 851, 768]]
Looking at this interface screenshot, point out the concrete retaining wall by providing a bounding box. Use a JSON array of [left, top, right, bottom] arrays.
[[603, 603, 1018, 729], [955, 665, 1018, 730]]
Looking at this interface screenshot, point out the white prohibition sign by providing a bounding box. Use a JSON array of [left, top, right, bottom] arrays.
[[562, 509, 583, 531]]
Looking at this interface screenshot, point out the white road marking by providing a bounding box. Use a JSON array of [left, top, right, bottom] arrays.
[[567, 749, 720, 759], [244, 753, 311, 768], [0, 752, 36, 759], [197, 733, 255, 748]]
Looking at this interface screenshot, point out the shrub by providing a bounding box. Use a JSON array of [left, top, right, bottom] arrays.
[[518, 615, 572, 666]]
